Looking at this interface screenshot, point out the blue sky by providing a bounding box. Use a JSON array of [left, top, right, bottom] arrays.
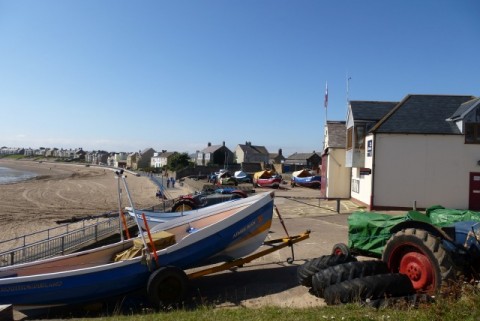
[[0, 1, 478, 157]]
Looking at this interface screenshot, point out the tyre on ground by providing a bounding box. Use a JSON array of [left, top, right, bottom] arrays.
[[297, 254, 357, 288], [323, 273, 415, 305], [312, 260, 389, 298]]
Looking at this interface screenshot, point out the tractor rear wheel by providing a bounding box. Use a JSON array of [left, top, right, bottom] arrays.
[[382, 228, 456, 294]]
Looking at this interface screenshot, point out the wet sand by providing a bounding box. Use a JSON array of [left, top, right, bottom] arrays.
[[0, 159, 158, 242]]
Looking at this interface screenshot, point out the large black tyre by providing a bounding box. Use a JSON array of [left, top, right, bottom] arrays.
[[382, 228, 456, 294], [147, 266, 189, 309], [323, 273, 415, 305], [172, 200, 197, 212], [297, 254, 357, 287], [312, 260, 389, 298]]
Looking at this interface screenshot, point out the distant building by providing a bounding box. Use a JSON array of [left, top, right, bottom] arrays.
[[284, 152, 321, 173], [151, 150, 177, 169], [269, 148, 285, 164], [85, 151, 109, 165], [0, 147, 24, 155], [234, 142, 269, 165], [196, 142, 233, 167], [108, 152, 128, 168]]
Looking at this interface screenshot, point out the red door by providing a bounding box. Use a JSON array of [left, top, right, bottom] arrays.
[[469, 172, 480, 210], [320, 154, 328, 198]]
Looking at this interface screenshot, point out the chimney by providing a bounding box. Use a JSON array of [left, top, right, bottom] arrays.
[[208, 142, 211, 147], [223, 141, 225, 146], [278, 148, 282, 156]]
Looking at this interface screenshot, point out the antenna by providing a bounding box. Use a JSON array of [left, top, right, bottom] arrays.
[[346, 74, 351, 104]]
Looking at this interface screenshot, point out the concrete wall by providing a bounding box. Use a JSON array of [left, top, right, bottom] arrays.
[[325, 148, 351, 199]]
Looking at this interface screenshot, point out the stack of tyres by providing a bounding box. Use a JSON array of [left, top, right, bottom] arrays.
[[296, 245, 416, 305]]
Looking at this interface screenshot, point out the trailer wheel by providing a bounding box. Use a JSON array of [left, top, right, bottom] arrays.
[[323, 273, 415, 305], [297, 254, 357, 287], [382, 228, 455, 294], [147, 266, 189, 309], [172, 200, 197, 212], [312, 260, 388, 298]]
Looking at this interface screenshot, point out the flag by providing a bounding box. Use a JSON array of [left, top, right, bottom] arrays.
[[324, 82, 328, 108]]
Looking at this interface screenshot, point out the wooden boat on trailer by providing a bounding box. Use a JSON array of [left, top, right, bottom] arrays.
[[0, 171, 310, 316]]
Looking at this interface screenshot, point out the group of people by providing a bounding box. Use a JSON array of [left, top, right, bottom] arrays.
[[166, 176, 176, 188], [155, 176, 176, 199]]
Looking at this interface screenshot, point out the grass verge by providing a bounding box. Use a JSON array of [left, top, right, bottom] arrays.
[[67, 283, 480, 321]]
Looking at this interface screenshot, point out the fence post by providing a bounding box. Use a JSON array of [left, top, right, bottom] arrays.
[[336, 199, 340, 213]]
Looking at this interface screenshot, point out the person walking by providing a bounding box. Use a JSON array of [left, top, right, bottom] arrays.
[[166, 177, 170, 188]]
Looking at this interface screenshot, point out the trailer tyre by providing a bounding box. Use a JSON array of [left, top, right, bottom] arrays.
[[312, 260, 389, 298], [382, 228, 456, 294], [323, 273, 415, 305], [147, 266, 189, 309], [297, 254, 357, 287]]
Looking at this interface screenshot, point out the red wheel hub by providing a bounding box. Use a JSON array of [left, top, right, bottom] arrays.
[[399, 252, 434, 291], [333, 249, 343, 256]]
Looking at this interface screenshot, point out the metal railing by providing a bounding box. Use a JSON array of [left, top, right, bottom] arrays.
[[0, 214, 136, 267]]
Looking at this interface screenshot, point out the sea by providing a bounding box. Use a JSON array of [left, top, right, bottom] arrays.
[[0, 166, 37, 185]]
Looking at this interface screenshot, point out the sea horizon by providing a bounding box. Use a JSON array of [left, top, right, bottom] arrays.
[[0, 166, 37, 185]]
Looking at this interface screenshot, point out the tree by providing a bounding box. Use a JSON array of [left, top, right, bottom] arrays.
[[167, 153, 191, 171]]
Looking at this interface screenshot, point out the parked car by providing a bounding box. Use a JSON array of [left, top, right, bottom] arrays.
[[171, 188, 247, 211]]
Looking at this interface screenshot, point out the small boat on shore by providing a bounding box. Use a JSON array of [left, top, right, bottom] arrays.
[[0, 172, 274, 313], [253, 170, 282, 188], [291, 169, 321, 188], [127, 188, 248, 230]]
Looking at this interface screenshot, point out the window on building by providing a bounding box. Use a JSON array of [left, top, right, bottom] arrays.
[[347, 127, 353, 150], [465, 123, 480, 144], [355, 124, 366, 149]]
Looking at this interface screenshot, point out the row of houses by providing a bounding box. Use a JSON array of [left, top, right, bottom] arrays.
[[1, 144, 322, 173], [321, 94, 480, 211], [193, 141, 321, 170], [0, 147, 85, 159]]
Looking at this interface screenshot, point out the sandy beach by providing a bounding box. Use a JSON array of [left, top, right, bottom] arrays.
[[0, 159, 159, 242]]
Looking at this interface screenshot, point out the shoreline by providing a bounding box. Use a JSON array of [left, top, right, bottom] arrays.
[[0, 159, 159, 243]]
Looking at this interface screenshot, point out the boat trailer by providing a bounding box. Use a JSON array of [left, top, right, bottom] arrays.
[[187, 230, 311, 280], [144, 228, 311, 309]]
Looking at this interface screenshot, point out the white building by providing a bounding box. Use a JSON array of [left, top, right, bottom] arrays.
[[321, 121, 351, 199], [347, 94, 480, 211]]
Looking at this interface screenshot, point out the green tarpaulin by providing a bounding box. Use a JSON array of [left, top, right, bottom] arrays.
[[348, 206, 480, 257], [348, 212, 406, 257]]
